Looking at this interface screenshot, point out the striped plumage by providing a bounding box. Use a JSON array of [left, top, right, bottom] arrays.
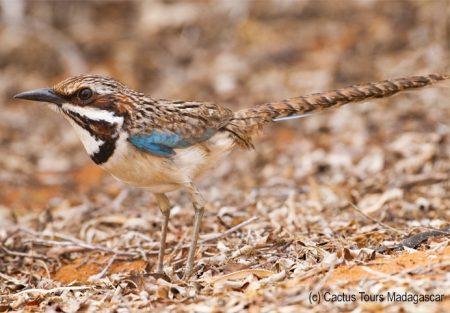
[[228, 73, 450, 146], [52, 73, 450, 160], [14, 72, 449, 278]]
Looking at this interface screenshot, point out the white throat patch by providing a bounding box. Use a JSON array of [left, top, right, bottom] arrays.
[[60, 102, 123, 157], [67, 118, 105, 155]]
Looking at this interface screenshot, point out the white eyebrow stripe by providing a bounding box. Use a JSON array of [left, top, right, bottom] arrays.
[[62, 103, 123, 124]]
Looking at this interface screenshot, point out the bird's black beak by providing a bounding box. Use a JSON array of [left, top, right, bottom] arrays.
[[14, 88, 65, 106]]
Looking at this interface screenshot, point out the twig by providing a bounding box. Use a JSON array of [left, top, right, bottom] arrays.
[[1, 228, 20, 245], [361, 266, 409, 283], [127, 231, 158, 244], [0, 245, 51, 261], [36, 259, 51, 279], [169, 229, 190, 265], [199, 216, 259, 244], [0, 272, 26, 286], [19, 227, 89, 245], [15, 217, 258, 265], [102, 230, 159, 246], [397, 260, 450, 276], [23, 238, 137, 257], [348, 201, 401, 233], [89, 254, 118, 281], [170, 217, 260, 268], [19, 226, 150, 257], [400, 172, 448, 189], [14, 286, 92, 296], [360, 266, 422, 293], [111, 189, 129, 210], [311, 254, 337, 294], [290, 266, 328, 284]]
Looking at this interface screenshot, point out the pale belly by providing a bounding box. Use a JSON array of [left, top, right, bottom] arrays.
[[101, 132, 235, 193]]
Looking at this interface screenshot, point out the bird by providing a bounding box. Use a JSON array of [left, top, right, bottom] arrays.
[[14, 73, 449, 278]]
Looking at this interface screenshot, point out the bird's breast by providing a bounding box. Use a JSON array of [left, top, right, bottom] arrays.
[[100, 131, 235, 193]]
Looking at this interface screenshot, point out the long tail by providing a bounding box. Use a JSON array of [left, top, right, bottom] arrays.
[[227, 73, 449, 148]]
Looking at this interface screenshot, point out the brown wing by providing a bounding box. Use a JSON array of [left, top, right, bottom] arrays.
[[126, 99, 233, 154]]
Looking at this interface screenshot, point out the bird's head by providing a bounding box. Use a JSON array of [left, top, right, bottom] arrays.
[[14, 75, 140, 122], [14, 75, 142, 164]]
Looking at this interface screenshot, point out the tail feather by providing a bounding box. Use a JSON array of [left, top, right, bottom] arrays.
[[227, 73, 449, 148]]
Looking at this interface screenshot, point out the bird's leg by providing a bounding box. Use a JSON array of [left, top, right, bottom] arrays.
[[154, 193, 171, 274], [183, 183, 205, 279]]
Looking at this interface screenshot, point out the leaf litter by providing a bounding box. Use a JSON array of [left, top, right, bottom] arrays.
[[0, 1, 450, 312]]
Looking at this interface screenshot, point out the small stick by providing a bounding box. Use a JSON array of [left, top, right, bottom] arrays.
[[348, 201, 401, 233], [402, 260, 450, 275], [111, 189, 129, 210], [88, 254, 118, 281], [14, 286, 92, 296], [18, 227, 85, 244], [24, 238, 137, 257], [400, 172, 448, 189], [199, 216, 259, 244], [170, 217, 260, 268], [0, 245, 51, 261], [1, 228, 20, 245], [310, 254, 337, 294], [0, 272, 26, 286], [19, 226, 145, 257]]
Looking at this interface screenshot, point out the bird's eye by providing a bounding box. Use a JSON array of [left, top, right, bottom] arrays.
[[78, 88, 93, 101]]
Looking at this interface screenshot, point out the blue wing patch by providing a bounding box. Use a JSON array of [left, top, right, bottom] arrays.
[[129, 129, 215, 157], [129, 136, 177, 156]]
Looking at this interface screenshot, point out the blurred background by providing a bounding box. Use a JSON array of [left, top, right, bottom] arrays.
[[1, 1, 450, 308], [0, 0, 448, 212]]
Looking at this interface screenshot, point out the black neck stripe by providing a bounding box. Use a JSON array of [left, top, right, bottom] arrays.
[[91, 139, 116, 164], [64, 110, 118, 164]]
